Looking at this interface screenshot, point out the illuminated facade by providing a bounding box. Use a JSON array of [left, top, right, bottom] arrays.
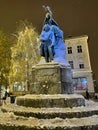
[[65, 35, 94, 94]]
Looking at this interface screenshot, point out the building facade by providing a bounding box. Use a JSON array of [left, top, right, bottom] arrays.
[[65, 35, 94, 94]]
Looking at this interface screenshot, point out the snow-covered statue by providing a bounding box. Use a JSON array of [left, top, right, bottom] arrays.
[[40, 6, 69, 67], [40, 23, 55, 62]]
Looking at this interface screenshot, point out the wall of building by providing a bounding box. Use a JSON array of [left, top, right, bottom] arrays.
[[65, 35, 94, 93]]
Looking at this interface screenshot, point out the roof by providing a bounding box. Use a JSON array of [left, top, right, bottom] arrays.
[[65, 35, 88, 41]]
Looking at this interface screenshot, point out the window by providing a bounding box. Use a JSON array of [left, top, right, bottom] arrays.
[[69, 61, 74, 69], [67, 47, 72, 54], [13, 82, 26, 91], [73, 77, 87, 90], [79, 64, 84, 69], [77, 45, 82, 53]]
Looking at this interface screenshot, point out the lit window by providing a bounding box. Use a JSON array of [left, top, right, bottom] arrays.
[[67, 47, 72, 54], [73, 77, 87, 90], [69, 61, 74, 69], [79, 64, 84, 69], [13, 82, 26, 91], [77, 45, 82, 53]]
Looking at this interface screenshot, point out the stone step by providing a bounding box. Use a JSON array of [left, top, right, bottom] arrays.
[[0, 112, 98, 130], [16, 94, 85, 108], [2, 104, 98, 119]]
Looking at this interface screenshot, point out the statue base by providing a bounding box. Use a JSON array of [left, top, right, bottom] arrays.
[[30, 62, 61, 94], [30, 62, 74, 94]]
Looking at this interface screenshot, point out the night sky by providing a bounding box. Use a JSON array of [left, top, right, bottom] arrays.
[[0, 0, 98, 82]]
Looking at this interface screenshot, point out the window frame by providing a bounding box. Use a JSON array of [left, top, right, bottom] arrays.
[[79, 63, 84, 69], [69, 60, 74, 69], [67, 47, 72, 54], [77, 45, 82, 53]]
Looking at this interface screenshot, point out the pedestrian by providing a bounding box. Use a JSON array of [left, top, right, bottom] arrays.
[[86, 89, 90, 100], [2, 90, 8, 104]]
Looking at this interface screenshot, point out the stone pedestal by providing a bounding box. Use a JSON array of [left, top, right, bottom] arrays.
[[16, 94, 85, 108], [30, 62, 61, 94], [30, 62, 74, 94]]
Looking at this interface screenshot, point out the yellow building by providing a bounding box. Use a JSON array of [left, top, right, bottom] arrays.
[[65, 35, 94, 95]]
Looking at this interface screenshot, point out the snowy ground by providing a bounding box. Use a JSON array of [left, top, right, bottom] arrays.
[[0, 97, 98, 129]]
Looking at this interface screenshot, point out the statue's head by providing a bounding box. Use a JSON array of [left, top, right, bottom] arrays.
[[51, 25, 58, 32], [51, 25, 64, 38], [43, 24, 50, 32]]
